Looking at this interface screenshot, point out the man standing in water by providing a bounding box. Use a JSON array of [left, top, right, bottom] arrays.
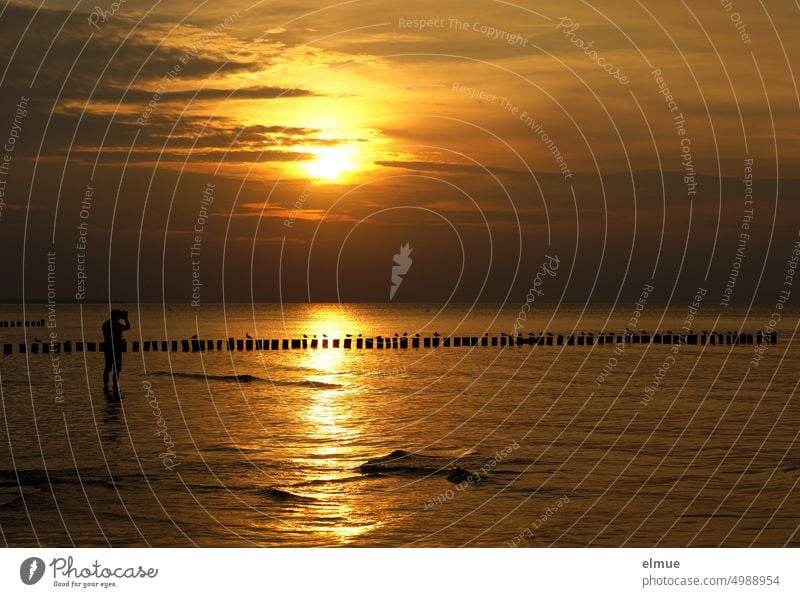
[[102, 309, 130, 393]]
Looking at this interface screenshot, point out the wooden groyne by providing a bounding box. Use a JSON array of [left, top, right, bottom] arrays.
[[0, 319, 45, 328], [0, 331, 778, 355]]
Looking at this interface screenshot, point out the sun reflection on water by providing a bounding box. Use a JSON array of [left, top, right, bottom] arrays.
[[291, 306, 382, 543]]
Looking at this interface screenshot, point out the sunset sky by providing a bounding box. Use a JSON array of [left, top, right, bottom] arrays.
[[1, 0, 798, 303]]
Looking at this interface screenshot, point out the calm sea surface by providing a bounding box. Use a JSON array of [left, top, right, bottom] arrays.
[[0, 303, 797, 547]]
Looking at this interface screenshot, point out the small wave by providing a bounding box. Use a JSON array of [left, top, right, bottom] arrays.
[[446, 468, 482, 484], [0, 468, 136, 492], [201, 445, 266, 455], [255, 487, 316, 503], [274, 379, 342, 389], [359, 449, 480, 481], [0, 493, 23, 507], [147, 371, 341, 388], [149, 371, 262, 383], [292, 475, 380, 488]]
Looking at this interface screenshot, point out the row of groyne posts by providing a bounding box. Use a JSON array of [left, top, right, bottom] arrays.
[[1, 331, 778, 355], [0, 319, 45, 328]]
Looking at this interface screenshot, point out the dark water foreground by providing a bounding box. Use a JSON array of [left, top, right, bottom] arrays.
[[0, 303, 797, 546]]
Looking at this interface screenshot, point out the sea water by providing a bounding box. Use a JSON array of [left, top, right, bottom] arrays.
[[0, 303, 797, 546]]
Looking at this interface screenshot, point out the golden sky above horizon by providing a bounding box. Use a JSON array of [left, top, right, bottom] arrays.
[[7, 0, 797, 183], [1, 1, 798, 302]]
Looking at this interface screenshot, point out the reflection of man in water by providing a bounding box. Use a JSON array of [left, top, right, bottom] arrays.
[[102, 309, 130, 392]]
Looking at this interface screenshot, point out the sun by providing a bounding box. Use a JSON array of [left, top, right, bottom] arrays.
[[303, 146, 358, 182]]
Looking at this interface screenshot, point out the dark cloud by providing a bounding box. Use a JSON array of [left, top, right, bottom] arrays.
[[375, 160, 524, 175]]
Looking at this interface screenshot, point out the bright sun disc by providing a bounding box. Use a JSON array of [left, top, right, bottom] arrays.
[[304, 146, 357, 181]]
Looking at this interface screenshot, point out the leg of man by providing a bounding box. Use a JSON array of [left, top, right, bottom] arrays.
[[112, 352, 122, 391]]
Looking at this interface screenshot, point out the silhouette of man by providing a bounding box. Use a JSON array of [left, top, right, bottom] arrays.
[[102, 309, 130, 392]]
